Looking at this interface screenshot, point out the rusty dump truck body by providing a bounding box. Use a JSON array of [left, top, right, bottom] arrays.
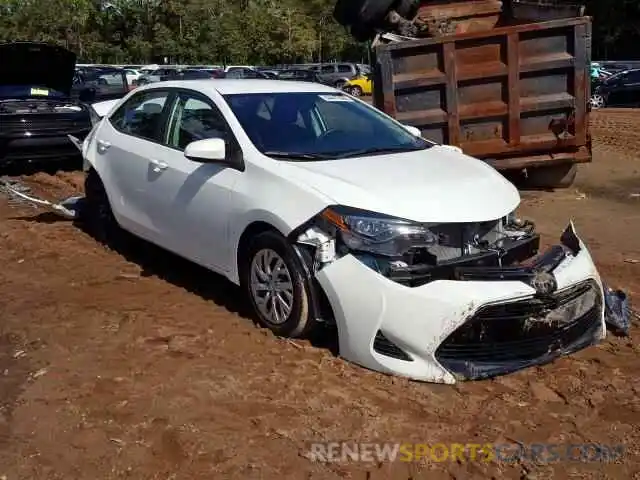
[[373, 16, 592, 171]]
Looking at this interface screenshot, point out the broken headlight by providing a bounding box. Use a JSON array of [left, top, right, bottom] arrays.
[[320, 206, 439, 257]]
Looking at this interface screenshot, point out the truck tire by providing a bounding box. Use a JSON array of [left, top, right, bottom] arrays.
[[333, 0, 355, 26], [333, 0, 396, 27], [395, 0, 420, 19], [524, 164, 578, 189], [359, 0, 396, 25], [350, 22, 376, 42]]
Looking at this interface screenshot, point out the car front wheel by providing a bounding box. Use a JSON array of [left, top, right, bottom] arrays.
[[348, 85, 363, 96], [590, 93, 606, 109], [243, 231, 316, 338]]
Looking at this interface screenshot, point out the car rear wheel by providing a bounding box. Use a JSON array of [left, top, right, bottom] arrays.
[[242, 231, 317, 338], [348, 85, 363, 96], [82, 169, 123, 246]]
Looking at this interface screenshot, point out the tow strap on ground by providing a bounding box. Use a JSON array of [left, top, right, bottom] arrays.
[[0, 177, 84, 219]]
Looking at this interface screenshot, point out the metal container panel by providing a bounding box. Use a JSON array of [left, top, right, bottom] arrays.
[[373, 17, 592, 169]]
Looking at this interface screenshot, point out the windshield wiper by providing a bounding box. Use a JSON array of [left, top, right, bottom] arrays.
[[330, 145, 429, 159], [264, 151, 335, 161]]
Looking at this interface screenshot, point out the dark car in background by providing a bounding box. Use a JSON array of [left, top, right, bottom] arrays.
[[0, 42, 94, 168], [72, 66, 131, 102], [224, 67, 270, 79], [276, 69, 325, 84], [590, 69, 640, 109], [136, 68, 222, 85]]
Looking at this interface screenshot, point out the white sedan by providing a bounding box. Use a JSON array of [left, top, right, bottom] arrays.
[[81, 79, 606, 383]]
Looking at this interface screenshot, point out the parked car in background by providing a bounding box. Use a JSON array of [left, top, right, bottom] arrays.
[[135, 67, 180, 85], [590, 69, 640, 109], [124, 68, 142, 85], [255, 67, 281, 78], [224, 67, 270, 79], [309, 63, 369, 88], [73, 67, 131, 101], [342, 73, 372, 96], [0, 42, 94, 167], [276, 69, 323, 83]]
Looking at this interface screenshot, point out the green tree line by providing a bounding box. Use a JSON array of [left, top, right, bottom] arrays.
[[0, 0, 637, 64]]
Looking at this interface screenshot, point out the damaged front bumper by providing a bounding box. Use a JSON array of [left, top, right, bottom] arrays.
[[315, 223, 605, 384]]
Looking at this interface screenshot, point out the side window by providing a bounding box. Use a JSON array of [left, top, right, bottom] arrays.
[[337, 64, 352, 73], [321, 65, 335, 74], [165, 93, 229, 150], [225, 68, 243, 79], [627, 71, 640, 82], [109, 90, 169, 141]]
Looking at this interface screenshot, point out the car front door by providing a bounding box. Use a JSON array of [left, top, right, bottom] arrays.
[[95, 89, 172, 241], [605, 72, 634, 106], [140, 89, 244, 273], [620, 70, 640, 106]]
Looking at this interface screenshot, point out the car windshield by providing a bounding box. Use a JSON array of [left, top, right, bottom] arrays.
[[222, 92, 431, 160]]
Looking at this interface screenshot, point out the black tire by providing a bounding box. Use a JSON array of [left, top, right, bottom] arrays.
[[349, 85, 363, 96], [334, 0, 395, 27], [395, 0, 420, 19], [333, 0, 355, 26], [82, 169, 123, 246], [524, 164, 578, 189], [242, 231, 317, 338], [334, 79, 348, 89], [350, 22, 377, 42], [358, 0, 396, 26]]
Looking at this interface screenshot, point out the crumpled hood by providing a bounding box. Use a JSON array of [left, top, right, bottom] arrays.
[[0, 42, 76, 96], [277, 145, 520, 223]]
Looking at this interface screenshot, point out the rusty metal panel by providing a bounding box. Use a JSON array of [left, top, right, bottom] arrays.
[[373, 16, 592, 169]]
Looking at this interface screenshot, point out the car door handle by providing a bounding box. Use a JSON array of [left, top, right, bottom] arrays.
[[96, 139, 111, 150], [149, 159, 168, 172]]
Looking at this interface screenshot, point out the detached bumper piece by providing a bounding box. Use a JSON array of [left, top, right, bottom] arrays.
[[435, 280, 603, 380]]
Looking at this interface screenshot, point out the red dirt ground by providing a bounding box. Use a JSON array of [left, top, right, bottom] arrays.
[[0, 109, 639, 479]]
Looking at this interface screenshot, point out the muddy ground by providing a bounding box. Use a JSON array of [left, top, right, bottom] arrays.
[[0, 109, 639, 479]]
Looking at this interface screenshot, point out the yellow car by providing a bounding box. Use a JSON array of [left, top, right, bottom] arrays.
[[343, 74, 372, 96]]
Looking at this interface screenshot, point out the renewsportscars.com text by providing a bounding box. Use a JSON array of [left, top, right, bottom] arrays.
[[306, 442, 625, 464]]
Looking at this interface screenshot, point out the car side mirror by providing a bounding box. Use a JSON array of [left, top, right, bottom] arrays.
[[184, 138, 226, 162], [403, 124, 422, 137]]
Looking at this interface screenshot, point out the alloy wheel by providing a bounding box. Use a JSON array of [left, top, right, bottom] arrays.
[[590, 94, 605, 109], [249, 248, 294, 325]]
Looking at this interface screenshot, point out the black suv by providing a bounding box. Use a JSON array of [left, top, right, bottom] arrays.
[[590, 69, 640, 109], [0, 42, 93, 167]]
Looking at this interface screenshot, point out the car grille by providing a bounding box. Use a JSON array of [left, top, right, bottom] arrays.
[[435, 280, 603, 380], [0, 116, 90, 134]]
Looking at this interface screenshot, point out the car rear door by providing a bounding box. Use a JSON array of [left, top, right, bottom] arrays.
[[94, 88, 173, 241]]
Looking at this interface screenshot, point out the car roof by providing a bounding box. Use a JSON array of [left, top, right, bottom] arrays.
[[137, 79, 338, 95]]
